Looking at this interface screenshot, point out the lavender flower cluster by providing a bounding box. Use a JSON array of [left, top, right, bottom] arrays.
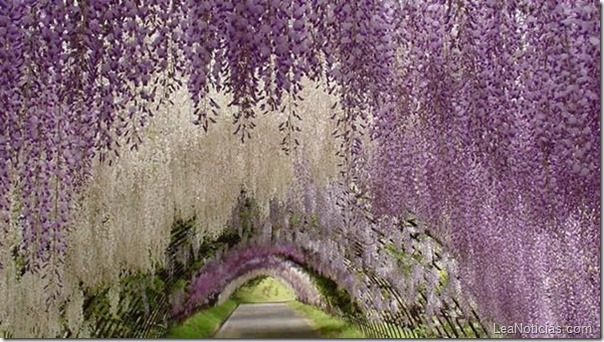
[[0, 0, 395, 271], [370, 0, 599, 337], [0, 0, 599, 338]]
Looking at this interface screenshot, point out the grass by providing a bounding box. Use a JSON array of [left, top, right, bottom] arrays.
[[165, 298, 239, 338], [289, 301, 366, 338], [166, 277, 365, 338]]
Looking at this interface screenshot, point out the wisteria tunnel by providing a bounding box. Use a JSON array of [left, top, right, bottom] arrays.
[[0, 0, 600, 339]]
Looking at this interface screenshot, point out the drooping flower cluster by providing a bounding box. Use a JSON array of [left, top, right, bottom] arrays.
[[370, 0, 600, 337], [220, 163, 488, 337], [0, 0, 396, 272], [0, 0, 171, 272], [0, 75, 341, 336], [0, 0, 600, 338]]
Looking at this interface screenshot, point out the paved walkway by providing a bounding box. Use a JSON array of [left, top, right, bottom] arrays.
[[214, 303, 320, 338]]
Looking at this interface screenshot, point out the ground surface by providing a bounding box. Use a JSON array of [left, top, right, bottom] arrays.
[[214, 303, 320, 338]]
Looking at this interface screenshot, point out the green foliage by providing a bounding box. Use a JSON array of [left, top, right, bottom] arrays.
[[9, 246, 26, 278], [383, 243, 416, 276], [242, 275, 268, 288], [306, 269, 363, 318], [82, 287, 111, 322], [289, 212, 302, 228], [237, 190, 263, 237], [171, 279, 188, 293], [436, 269, 449, 295]]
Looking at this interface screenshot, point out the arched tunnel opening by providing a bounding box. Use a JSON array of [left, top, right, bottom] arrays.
[[0, 0, 600, 339], [165, 215, 492, 339], [217, 274, 299, 305]]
